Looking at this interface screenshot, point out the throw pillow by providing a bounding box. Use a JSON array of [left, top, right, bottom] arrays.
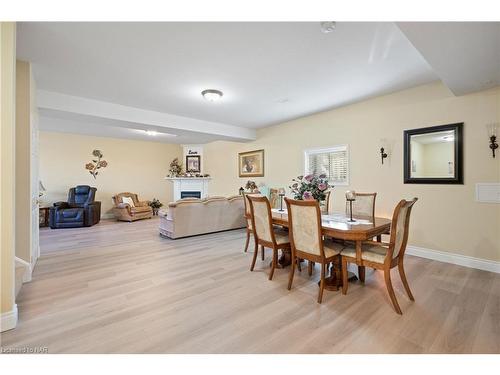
[[122, 196, 135, 207]]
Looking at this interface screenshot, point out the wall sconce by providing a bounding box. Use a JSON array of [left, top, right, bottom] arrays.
[[487, 123, 498, 158], [380, 138, 389, 164]]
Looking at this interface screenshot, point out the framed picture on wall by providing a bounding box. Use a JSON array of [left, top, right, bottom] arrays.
[[186, 155, 201, 173], [238, 149, 264, 177]]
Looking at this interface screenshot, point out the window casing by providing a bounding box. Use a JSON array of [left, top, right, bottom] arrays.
[[304, 145, 349, 186]]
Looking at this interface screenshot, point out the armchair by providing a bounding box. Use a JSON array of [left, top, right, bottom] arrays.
[[49, 185, 101, 229], [112, 192, 153, 222]]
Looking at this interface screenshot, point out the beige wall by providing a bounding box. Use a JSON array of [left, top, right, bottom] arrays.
[[39, 131, 182, 216], [1, 22, 16, 319], [204, 82, 500, 262], [15, 60, 32, 263]]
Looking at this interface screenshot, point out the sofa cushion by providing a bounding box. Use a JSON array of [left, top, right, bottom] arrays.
[[131, 205, 152, 213]]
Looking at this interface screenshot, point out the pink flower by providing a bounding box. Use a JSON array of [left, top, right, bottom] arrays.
[[318, 183, 327, 191], [318, 173, 327, 179], [304, 174, 313, 182], [303, 191, 313, 200]]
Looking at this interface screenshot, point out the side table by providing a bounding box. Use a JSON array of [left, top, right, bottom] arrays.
[[39, 206, 50, 227]]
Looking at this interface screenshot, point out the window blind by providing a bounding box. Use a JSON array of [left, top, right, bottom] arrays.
[[305, 146, 348, 185]]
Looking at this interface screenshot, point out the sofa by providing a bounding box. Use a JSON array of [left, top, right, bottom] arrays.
[[159, 196, 246, 239], [112, 192, 153, 222], [49, 185, 101, 229]]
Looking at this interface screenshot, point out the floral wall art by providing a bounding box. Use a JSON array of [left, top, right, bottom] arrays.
[[85, 149, 108, 179]]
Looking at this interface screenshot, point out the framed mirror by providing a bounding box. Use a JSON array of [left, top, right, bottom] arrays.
[[404, 122, 463, 184]]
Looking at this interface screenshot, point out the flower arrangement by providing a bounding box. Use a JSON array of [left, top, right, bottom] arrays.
[[169, 158, 182, 177], [85, 150, 108, 179], [289, 174, 332, 201], [149, 198, 163, 215], [245, 180, 258, 192]]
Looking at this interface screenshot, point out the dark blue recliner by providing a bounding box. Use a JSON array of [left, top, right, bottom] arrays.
[[49, 185, 101, 229]]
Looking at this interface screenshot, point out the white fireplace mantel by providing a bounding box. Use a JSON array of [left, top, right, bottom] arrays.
[[165, 177, 211, 201]]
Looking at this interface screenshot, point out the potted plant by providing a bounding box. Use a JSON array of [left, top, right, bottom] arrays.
[[289, 174, 332, 202], [149, 198, 163, 216], [168, 158, 182, 177]]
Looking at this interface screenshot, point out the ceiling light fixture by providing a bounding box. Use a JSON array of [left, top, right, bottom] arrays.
[[320, 21, 336, 34], [201, 89, 223, 102], [146, 130, 158, 136]]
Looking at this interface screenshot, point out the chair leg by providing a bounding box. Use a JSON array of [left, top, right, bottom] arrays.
[[358, 266, 366, 283], [287, 254, 296, 290], [250, 241, 259, 271], [341, 257, 349, 295], [269, 248, 278, 280], [261, 245, 265, 260], [317, 263, 326, 304], [297, 258, 302, 272], [384, 269, 402, 315], [308, 261, 313, 276], [244, 231, 250, 252], [398, 260, 415, 301]]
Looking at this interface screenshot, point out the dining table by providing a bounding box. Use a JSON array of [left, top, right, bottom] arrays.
[[270, 209, 392, 290]]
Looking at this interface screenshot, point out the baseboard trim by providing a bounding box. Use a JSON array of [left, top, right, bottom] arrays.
[[0, 304, 18, 332], [15, 256, 32, 283], [406, 245, 500, 274]]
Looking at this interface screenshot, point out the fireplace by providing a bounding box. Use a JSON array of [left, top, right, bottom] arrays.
[[181, 191, 201, 199], [165, 177, 211, 201]]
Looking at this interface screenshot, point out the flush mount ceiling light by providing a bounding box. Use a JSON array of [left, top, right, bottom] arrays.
[[320, 21, 336, 33], [142, 130, 177, 137], [201, 89, 223, 102]]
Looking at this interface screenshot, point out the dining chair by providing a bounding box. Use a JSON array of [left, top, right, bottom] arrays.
[[242, 192, 263, 259], [247, 195, 291, 280], [285, 198, 344, 303], [340, 198, 418, 314], [345, 192, 376, 218]]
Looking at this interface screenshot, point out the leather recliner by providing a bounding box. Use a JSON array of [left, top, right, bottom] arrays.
[[49, 185, 101, 229]]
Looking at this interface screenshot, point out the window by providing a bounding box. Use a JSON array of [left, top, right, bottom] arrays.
[[304, 145, 349, 186]]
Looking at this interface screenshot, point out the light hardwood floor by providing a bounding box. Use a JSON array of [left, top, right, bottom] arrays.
[[1, 218, 499, 353]]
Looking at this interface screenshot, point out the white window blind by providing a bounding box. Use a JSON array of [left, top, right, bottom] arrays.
[[304, 145, 349, 185]]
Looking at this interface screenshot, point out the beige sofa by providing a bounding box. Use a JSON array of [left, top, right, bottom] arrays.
[[159, 196, 246, 239]]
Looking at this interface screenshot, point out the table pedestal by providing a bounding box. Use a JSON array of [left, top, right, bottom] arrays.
[[268, 249, 358, 291]]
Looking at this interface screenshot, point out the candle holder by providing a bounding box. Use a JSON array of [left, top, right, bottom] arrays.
[[345, 190, 356, 223], [278, 188, 286, 212], [347, 199, 356, 222], [487, 123, 499, 158]]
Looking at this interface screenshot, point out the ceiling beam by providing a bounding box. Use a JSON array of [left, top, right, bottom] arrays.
[[37, 90, 256, 142]]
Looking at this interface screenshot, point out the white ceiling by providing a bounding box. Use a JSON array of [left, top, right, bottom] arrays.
[[15, 22, 499, 143], [397, 22, 500, 95]]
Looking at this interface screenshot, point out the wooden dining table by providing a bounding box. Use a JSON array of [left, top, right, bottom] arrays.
[[271, 209, 392, 290]]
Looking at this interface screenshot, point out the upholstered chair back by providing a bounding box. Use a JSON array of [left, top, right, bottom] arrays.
[[248, 196, 274, 244], [68, 185, 96, 207], [243, 192, 261, 229], [285, 198, 323, 256], [389, 198, 418, 259], [346, 192, 376, 217]]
